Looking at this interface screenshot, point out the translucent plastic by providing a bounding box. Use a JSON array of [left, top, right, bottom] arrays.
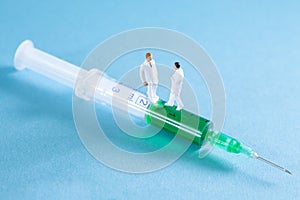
[[14, 40, 150, 119], [13, 40, 214, 154], [14, 40, 81, 88], [13, 40, 253, 158]]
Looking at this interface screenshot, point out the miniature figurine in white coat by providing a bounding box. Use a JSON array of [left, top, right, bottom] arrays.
[[165, 62, 184, 110], [139, 52, 159, 103]]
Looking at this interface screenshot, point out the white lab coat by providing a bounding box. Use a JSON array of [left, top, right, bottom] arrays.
[[139, 59, 158, 84], [139, 59, 159, 102], [170, 68, 184, 95], [166, 67, 184, 109]]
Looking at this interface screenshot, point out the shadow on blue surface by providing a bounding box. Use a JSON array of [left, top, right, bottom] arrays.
[[0, 66, 73, 120], [184, 149, 274, 186], [0, 65, 83, 173]]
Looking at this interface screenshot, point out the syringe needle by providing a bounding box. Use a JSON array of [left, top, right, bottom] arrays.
[[256, 155, 292, 175]]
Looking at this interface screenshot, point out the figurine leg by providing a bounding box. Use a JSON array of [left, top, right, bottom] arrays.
[[175, 95, 184, 110], [165, 93, 175, 106]]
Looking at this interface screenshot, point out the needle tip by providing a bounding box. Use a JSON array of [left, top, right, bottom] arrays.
[[256, 155, 292, 175], [285, 169, 292, 175]]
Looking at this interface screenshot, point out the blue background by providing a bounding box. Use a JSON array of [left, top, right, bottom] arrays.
[[1, 0, 299, 199]]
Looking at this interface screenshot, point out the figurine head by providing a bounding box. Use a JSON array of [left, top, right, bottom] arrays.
[[146, 52, 152, 62], [174, 62, 180, 70]]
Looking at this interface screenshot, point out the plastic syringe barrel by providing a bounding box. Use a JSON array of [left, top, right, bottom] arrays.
[[13, 40, 151, 120], [13, 40, 246, 159], [14, 40, 81, 88]]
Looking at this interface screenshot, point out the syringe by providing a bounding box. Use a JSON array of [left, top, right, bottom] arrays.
[[14, 40, 291, 175]]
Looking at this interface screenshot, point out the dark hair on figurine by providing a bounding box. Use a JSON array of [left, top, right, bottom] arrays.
[[174, 62, 180, 68]]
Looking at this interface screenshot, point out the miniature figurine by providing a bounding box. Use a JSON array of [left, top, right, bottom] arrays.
[[165, 62, 184, 110], [139, 52, 159, 103]]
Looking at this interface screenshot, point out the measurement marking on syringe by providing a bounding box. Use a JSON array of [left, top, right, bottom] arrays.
[[135, 96, 150, 108], [128, 93, 134, 101], [112, 86, 120, 93]]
